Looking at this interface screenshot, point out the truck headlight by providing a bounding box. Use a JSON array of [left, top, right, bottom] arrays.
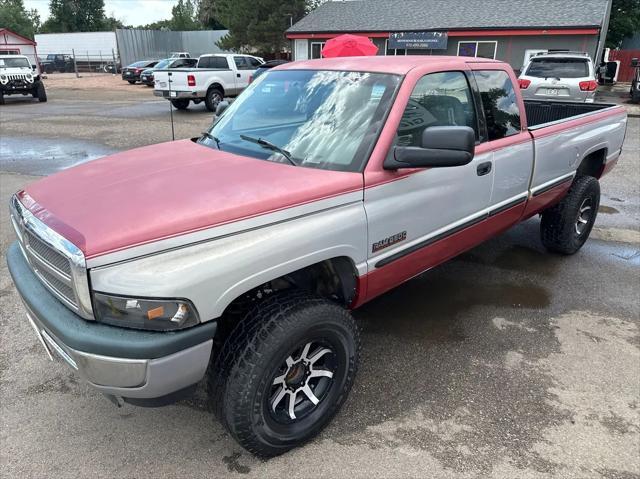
[[26, 73, 33, 83], [0, 75, 7, 85], [93, 293, 200, 331]]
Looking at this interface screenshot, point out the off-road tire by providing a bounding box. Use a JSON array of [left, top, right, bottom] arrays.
[[171, 99, 190, 110], [0, 91, 4, 105], [36, 82, 47, 102], [127, 80, 136, 84], [540, 175, 600, 255], [204, 87, 223, 112], [208, 291, 360, 457]]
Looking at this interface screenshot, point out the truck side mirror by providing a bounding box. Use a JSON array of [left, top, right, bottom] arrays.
[[32, 65, 37, 71], [384, 126, 475, 170], [215, 100, 230, 116]]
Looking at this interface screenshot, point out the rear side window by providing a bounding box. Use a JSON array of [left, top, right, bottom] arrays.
[[247, 57, 262, 68], [526, 58, 589, 78], [198, 56, 229, 69], [473, 70, 521, 141], [397, 71, 478, 147]]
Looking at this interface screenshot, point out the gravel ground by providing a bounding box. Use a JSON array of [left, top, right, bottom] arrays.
[[0, 80, 638, 479]]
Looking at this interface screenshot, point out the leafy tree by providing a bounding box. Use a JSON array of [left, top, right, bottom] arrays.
[[41, 0, 107, 33], [212, 0, 306, 54], [606, 0, 640, 48], [0, 0, 40, 39], [169, 0, 201, 30]]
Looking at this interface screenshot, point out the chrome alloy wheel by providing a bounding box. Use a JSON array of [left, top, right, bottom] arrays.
[[575, 198, 593, 236], [269, 341, 336, 422]]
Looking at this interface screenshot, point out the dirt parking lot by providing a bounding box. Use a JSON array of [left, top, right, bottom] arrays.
[[1, 77, 639, 479]]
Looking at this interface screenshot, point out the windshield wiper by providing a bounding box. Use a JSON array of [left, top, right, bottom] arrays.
[[201, 131, 220, 149], [239, 134, 298, 166]]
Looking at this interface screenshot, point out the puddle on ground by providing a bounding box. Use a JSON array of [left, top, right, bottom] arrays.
[[358, 277, 551, 341], [599, 205, 620, 214], [459, 244, 560, 277], [0, 136, 116, 175]]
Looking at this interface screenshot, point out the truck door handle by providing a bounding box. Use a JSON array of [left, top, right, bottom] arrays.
[[236, 73, 241, 78], [477, 162, 492, 176]]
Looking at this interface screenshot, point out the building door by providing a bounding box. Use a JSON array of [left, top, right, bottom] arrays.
[[294, 39, 308, 61]]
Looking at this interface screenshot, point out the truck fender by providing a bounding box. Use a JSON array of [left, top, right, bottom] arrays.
[[90, 202, 368, 322]]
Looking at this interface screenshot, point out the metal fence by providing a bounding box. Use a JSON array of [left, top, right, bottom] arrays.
[[36, 49, 119, 77]]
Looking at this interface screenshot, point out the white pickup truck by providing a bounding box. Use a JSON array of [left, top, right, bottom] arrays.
[[153, 53, 263, 111]]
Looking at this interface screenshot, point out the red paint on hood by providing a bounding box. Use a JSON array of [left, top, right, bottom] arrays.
[[20, 140, 363, 258]]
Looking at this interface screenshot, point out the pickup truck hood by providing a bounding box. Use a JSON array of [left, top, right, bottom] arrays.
[[19, 140, 363, 259]]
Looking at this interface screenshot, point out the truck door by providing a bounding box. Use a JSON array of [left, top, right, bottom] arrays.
[[469, 67, 533, 212], [233, 56, 253, 91], [363, 70, 495, 298]]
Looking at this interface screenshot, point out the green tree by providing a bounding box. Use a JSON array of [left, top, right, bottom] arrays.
[[0, 0, 40, 39], [41, 0, 107, 33], [606, 0, 640, 48], [211, 0, 306, 54], [169, 0, 201, 30]]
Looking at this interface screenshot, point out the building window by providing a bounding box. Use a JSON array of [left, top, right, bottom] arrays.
[[457, 41, 497, 59], [310, 42, 326, 59], [384, 39, 406, 56]]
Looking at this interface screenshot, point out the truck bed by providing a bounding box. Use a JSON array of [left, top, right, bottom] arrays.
[[524, 100, 615, 128]]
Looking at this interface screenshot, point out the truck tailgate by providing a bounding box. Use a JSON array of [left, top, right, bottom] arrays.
[[153, 69, 193, 92]]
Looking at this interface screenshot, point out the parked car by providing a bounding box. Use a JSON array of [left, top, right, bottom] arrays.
[[170, 52, 191, 58], [631, 58, 640, 104], [250, 59, 290, 83], [39, 54, 74, 74], [7, 57, 627, 457], [518, 51, 598, 102], [121, 60, 159, 84], [0, 54, 47, 104], [153, 53, 263, 111], [140, 57, 197, 87]]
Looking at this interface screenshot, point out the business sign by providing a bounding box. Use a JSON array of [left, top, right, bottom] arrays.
[[388, 32, 448, 50]]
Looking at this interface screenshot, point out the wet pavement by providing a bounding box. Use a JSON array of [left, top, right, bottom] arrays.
[[0, 137, 116, 175], [0, 86, 639, 478]]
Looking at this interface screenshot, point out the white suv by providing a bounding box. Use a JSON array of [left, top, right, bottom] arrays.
[[0, 54, 47, 105], [518, 51, 598, 103]]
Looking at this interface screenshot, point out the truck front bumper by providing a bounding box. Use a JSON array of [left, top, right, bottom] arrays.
[[7, 242, 217, 405]]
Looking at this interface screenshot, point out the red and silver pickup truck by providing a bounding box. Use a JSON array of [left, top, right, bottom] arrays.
[[7, 56, 627, 456]]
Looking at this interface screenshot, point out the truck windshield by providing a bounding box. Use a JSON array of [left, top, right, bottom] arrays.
[[526, 58, 589, 78], [200, 69, 401, 172], [0, 58, 30, 69]]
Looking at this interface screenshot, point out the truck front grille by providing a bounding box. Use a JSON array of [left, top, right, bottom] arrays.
[[10, 195, 94, 318]]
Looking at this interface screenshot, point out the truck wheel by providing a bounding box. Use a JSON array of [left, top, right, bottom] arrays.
[[540, 176, 600, 255], [208, 291, 360, 457], [0, 91, 4, 105], [204, 87, 223, 112], [36, 83, 47, 102], [171, 99, 190, 110], [127, 80, 136, 84]]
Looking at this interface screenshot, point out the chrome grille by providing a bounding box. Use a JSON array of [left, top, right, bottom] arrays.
[[37, 267, 76, 301], [10, 195, 94, 319], [25, 231, 72, 275]]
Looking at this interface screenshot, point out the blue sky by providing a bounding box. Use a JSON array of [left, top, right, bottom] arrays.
[[24, 0, 179, 27]]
